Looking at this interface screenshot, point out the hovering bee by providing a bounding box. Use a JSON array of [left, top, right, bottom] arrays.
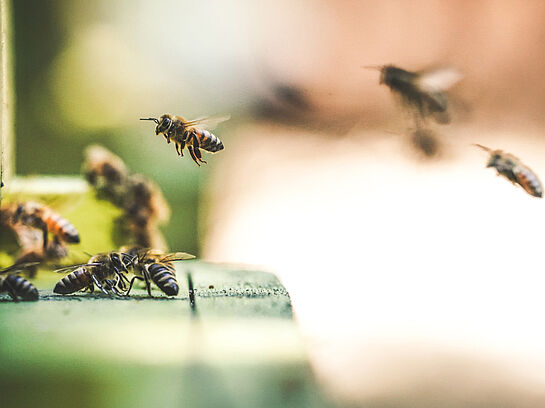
[[53, 251, 135, 296], [372, 65, 462, 124], [0, 263, 40, 301], [122, 246, 195, 297], [140, 114, 229, 166], [475, 144, 543, 198], [6, 202, 80, 250]]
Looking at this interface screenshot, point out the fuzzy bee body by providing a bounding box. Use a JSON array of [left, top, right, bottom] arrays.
[[10, 202, 80, 249], [476, 144, 543, 198], [140, 114, 227, 166], [0, 274, 39, 301], [54, 252, 134, 296]]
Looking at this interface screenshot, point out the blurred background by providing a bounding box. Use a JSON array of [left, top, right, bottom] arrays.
[[10, 0, 545, 406]]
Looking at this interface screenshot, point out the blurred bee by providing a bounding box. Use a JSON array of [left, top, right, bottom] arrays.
[[82, 145, 129, 206], [53, 251, 135, 296], [124, 175, 170, 248], [122, 246, 195, 297], [140, 114, 229, 166], [12, 237, 69, 278], [371, 65, 462, 124], [5, 202, 80, 250], [0, 263, 40, 301], [475, 144, 543, 198]]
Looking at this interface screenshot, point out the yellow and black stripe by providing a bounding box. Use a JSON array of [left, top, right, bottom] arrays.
[[54, 268, 92, 294], [148, 262, 179, 296], [1, 274, 39, 301]]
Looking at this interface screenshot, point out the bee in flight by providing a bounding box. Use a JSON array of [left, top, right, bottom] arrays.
[[140, 114, 229, 166], [53, 251, 135, 296], [0, 263, 40, 301], [475, 144, 543, 198], [121, 246, 195, 297], [370, 64, 462, 124], [4, 202, 80, 250]]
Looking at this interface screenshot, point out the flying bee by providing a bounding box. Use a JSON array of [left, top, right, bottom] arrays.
[[121, 246, 195, 297], [53, 251, 135, 296], [140, 114, 229, 166], [475, 144, 543, 198], [0, 263, 40, 301], [6, 202, 80, 250], [370, 64, 462, 124]]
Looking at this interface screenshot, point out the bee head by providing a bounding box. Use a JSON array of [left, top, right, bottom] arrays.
[[140, 115, 171, 135], [155, 114, 173, 135], [487, 153, 502, 168]]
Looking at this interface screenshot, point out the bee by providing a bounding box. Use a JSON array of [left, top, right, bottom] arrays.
[[82, 145, 129, 206], [0, 263, 40, 301], [122, 246, 195, 297], [7, 202, 80, 250], [82, 146, 170, 250], [12, 238, 69, 278], [372, 65, 462, 124], [140, 114, 229, 166], [53, 251, 135, 296], [475, 144, 543, 198]]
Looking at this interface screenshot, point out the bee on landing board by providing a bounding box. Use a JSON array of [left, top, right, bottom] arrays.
[[0, 263, 40, 301], [121, 246, 195, 297], [475, 144, 543, 198], [5, 202, 80, 250], [140, 114, 229, 166], [53, 251, 135, 296], [371, 65, 462, 124]]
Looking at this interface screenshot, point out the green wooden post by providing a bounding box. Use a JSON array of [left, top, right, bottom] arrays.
[[0, 0, 13, 198]]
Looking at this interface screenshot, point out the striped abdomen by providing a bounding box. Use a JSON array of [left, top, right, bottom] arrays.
[[515, 166, 543, 198], [54, 268, 92, 294], [43, 208, 80, 243], [194, 128, 224, 153], [148, 262, 178, 296], [1, 274, 39, 301]]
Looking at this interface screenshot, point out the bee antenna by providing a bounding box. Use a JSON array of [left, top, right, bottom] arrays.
[[362, 65, 382, 70], [473, 143, 492, 152], [140, 118, 159, 124]]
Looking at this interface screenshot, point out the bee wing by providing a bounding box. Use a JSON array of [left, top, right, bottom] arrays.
[[0, 262, 41, 274], [183, 115, 231, 130], [54, 262, 101, 273], [417, 68, 462, 92], [159, 252, 196, 262]]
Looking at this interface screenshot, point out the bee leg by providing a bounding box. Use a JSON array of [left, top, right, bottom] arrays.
[[188, 146, 201, 166], [178, 140, 186, 156], [91, 275, 109, 295], [41, 225, 49, 251], [125, 276, 143, 296], [141, 268, 153, 297], [194, 147, 206, 164], [190, 133, 207, 164]]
